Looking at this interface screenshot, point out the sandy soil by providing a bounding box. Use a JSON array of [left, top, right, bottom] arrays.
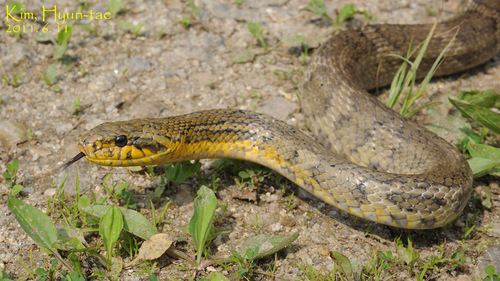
[[0, 0, 499, 280]]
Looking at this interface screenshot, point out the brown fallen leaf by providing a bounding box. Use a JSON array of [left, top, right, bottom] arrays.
[[126, 233, 173, 268], [0, 120, 27, 160]]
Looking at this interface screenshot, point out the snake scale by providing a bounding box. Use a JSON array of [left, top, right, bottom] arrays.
[[66, 0, 500, 229]]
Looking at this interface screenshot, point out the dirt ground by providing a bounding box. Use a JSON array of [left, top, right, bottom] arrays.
[[0, 0, 499, 280]]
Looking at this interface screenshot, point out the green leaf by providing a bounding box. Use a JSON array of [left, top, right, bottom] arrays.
[[77, 195, 91, 209], [0, 269, 14, 281], [35, 32, 55, 43], [99, 206, 123, 261], [53, 44, 67, 60], [3, 159, 19, 185], [55, 226, 86, 251], [108, 0, 123, 16], [467, 142, 500, 159], [465, 139, 500, 177], [306, 0, 329, 19], [460, 127, 483, 144], [450, 98, 500, 134], [43, 64, 58, 86], [54, 25, 73, 59], [63, 270, 85, 281], [336, 4, 357, 25], [331, 251, 353, 276], [56, 25, 73, 45], [163, 161, 201, 184], [237, 232, 299, 261], [10, 184, 23, 196], [238, 170, 251, 179], [206, 272, 230, 281], [247, 22, 267, 48], [485, 264, 496, 275], [468, 157, 500, 178], [458, 90, 500, 108], [7, 1, 25, 14], [81, 205, 157, 240], [5, 159, 19, 176], [188, 185, 217, 264], [7, 196, 58, 254]]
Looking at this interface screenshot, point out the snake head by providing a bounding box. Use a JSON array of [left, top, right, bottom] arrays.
[[64, 119, 181, 168]]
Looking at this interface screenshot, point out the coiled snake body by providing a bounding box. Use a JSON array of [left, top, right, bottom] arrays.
[[68, 0, 500, 229]]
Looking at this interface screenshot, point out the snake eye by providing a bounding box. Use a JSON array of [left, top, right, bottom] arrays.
[[115, 135, 128, 147]]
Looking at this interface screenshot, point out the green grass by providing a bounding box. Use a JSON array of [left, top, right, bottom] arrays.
[[180, 0, 200, 29], [299, 236, 478, 281], [234, 0, 244, 7], [108, 0, 123, 16], [6, 159, 297, 279], [43, 64, 58, 86], [305, 0, 370, 27], [54, 25, 73, 60], [247, 21, 268, 48], [384, 21, 499, 178], [119, 21, 144, 36], [1, 73, 23, 88], [386, 22, 456, 117]]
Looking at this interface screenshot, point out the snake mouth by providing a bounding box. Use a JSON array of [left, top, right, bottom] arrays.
[[78, 143, 175, 167]]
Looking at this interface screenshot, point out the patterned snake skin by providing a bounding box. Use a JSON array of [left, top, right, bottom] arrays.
[[72, 0, 500, 229]]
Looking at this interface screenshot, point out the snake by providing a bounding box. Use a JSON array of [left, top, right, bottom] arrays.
[[65, 0, 500, 229]]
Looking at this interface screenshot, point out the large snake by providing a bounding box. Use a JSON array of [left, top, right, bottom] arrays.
[[65, 0, 500, 229]]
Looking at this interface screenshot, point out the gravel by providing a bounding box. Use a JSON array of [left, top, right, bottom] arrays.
[[0, 0, 499, 280]]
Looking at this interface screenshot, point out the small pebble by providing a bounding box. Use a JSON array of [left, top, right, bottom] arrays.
[[44, 188, 57, 197]]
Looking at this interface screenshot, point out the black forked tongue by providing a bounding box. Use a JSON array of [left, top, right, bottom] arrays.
[[61, 152, 86, 170]]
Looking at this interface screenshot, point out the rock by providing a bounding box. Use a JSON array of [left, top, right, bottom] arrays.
[[319, 246, 330, 257], [488, 222, 500, 238], [87, 72, 117, 93], [280, 214, 296, 227], [247, 0, 289, 8], [477, 244, 500, 279], [0, 120, 26, 157], [456, 274, 472, 281], [44, 188, 57, 197], [125, 57, 152, 76], [260, 192, 280, 203], [258, 96, 297, 120], [270, 222, 283, 232]]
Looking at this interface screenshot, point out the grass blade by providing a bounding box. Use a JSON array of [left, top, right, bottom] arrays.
[[449, 98, 500, 134], [458, 90, 500, 108], [406, 28, 458, 110]]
